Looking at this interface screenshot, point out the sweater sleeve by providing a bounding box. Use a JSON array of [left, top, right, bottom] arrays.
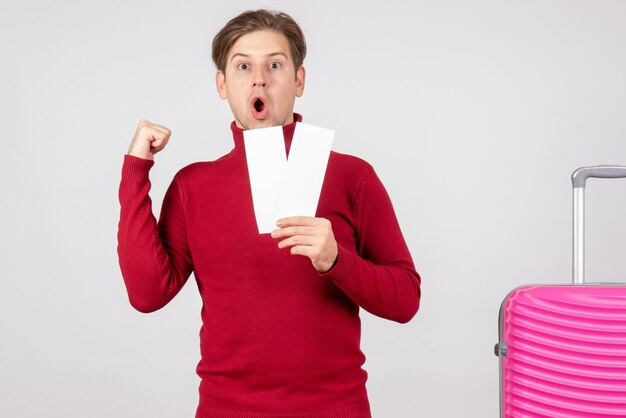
[[321, 169, 421, 324], [117, 155, 194, 313]]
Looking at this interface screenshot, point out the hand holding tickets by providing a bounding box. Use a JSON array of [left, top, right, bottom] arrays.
[[271, 216, 338, 273]]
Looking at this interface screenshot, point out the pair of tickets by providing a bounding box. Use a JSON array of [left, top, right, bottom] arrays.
[[243, 123, 334, 234]]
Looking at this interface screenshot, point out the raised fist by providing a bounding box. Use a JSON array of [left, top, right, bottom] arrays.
[[127, 119, 171, 160]]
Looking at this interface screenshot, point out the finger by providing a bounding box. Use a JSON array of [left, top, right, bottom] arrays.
[[136, 119, 171, 138], [278, 234, 324, 249], [137, 118, 169, 130], [148, 129, 169, 143], [145, 127, 170, 142], [136, 119, 159, 136], [152, 123, 172, 133], [271, 225, 317, 238], [150, 141, 166, 153], [146, 130, 171, 151], [150, 127, 171, 141], [288, 245, 327, 263], [137, 118, 151, 127], [290, 245, 314, 257], [276, 216, 318, 227], [150, 137, 170, 153]]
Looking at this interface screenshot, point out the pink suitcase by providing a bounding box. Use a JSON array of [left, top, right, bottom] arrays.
[[495, 166, 626, 417]]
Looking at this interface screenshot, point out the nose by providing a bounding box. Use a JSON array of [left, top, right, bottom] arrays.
[[252, 68, 266, 88]]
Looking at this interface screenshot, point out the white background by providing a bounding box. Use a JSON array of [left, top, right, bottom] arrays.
[[1, 1, 626, 417]]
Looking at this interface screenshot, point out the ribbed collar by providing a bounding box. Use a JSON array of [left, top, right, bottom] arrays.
[[230, 113, 303, 157]]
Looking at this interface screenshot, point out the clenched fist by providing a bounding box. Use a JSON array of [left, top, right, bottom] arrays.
[[127, 119, 171, 160]]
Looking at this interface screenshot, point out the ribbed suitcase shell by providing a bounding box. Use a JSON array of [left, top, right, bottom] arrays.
[[499, 285, 626, 417]]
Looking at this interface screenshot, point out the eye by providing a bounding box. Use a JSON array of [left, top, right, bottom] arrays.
[[269, 62, 281, 70], [238, 63, 249, 70]]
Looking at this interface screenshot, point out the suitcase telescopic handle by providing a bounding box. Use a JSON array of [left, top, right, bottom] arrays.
[[571, 165, 626, 284]]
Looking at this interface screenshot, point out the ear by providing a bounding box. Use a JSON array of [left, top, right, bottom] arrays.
[[295, 66, 305, 97], [216, 70, 227, 99]]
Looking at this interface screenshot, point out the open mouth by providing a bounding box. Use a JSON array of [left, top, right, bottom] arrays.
[[254, 98, 265, 113], [250, 96, 268, 119]]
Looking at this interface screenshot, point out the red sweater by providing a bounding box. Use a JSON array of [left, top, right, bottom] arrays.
[[117, 114, 420, 418]]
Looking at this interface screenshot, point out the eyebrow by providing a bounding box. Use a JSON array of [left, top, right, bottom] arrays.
[[230, 52, 289, 62]]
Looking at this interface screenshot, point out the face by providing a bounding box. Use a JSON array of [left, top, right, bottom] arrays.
[[216, 29, 305, 130]]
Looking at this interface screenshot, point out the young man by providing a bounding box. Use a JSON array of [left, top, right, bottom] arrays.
[[118, 9, 420, 418]]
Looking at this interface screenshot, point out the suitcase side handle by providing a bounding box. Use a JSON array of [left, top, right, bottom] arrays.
[[571, 165, 626, 283]]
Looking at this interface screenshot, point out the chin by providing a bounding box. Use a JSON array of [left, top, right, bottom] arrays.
[[247, 118, 281, 129], [238, 111, 289, 129], [246, 120, 271, 129]]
